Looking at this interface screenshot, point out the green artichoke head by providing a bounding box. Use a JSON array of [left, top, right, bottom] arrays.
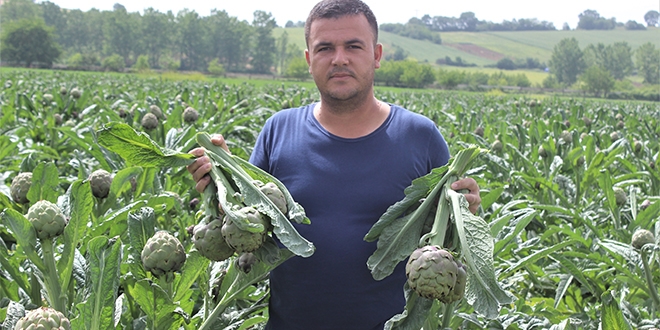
[[236, 252, 258, 273], [183, 107, 199, 124], [14, 306, 71, 330], [259, 182, 287, 215], [141, 113, 159, 130], [221, 206, 268, 253], [440, 260, 467, 304], [149, 104, 166, 120], [632, 229, 655, 250], [193, 218, 235, 261], [613, 187, 626, 206], [141, 231, 186, 277], [10, 172, 32, 204], [70, 88, 81, 99], [89, 169, 113, 199], [27, 200, 67, 240], [405, 245, 458, 300]]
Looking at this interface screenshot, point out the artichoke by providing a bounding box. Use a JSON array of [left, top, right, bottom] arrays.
[[221, 207, 269, 253], [473, 127, 484, 137], [10, 172, 32, 204], [89, 169, 113, 199], [236, 252, 258, 273], [405, 245, 458, 300], [141, 231, 186, 277], [183, 107, 199, 124], [59, 86, 67, 95], [14, 306, 71, 330], [440, 260, 467, 304], [490, 140, 503, 152], [70, 88, 81, 99], [43, 93, 54, 103], [27, 200, 67, 240], [613, 187, 626, 206], [141, 113, 159, 130], [193, 218, 235, 261], [149, 104, 166, 120], [632, 229, 655, 249], [259, 182, 287, 214], [560, 130, 572, 144]]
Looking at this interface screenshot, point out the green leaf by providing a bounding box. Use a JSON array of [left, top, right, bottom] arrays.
[[173, 250, 209, 302], [97, 122, 194, 168], [26, 162, 60, 204], [449, 189, 514, 319], [74, 236, 123, 330], [0, 240, 30, 299], [600, 291, 632, 330], [59, 180, 94, 293], [0, 209, 45, 272], [501, 239, 579, 278], [127, 207, 156, 279], [384, 288, 435, 330]]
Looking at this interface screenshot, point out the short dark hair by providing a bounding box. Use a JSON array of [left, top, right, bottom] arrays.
[[304, 0, 378, 47]]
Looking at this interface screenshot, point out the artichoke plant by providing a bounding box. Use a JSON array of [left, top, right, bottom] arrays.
[[183, 107, 199, 124], [613, 187, 627, 206], [27, 200, 67, 241], [89, 169, 113, 199], [141, 231, 186, 277], [149, 104, 166, 120], [221, 206, 269, 253], [13, 307, 71, 330], [405, 245, 458, 300], [141, 113, 159, 131], [259, 181, 287, 214], [193, 218, 235, 261], [10, 172, 32, 204], [632, 229, 655, 249]]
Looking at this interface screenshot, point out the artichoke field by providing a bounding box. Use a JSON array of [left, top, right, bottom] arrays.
[[0, 69, 659, 329]]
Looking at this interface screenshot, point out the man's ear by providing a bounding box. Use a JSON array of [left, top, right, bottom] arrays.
[[374, 43, 383, 69], [305, 49, 312, 73]]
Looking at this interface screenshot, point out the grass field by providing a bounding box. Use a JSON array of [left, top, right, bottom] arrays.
[[274, 26, 660, 68]]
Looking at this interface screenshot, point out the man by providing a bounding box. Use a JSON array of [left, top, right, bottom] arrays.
[[188, 0, 481, 328]]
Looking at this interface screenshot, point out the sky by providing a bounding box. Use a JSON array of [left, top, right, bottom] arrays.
[[47, 0, 659, 29]]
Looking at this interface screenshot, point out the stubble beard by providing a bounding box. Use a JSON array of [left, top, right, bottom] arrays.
[[318, 71, 374, 115]]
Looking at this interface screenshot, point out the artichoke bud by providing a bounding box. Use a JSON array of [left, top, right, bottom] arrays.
[[27, 200, 67, 240], [183, 107, 199, 124], [236, 252, 258, 273], [441, 260, 467, 304], [193, 218, 235, 261], [405, 245, 458, 300], [490, 140, 503, 152], [560, 130, 572, 144], [613, 187, 626, 206], [149, 104, 166, 120], [10, 172, 32, 204], [221, 207, 268, 253], [141, 113, 159, 130], [89, 169, 113, 199], [141, 231, 186, 277], [259, 182, 288, 215], [632, 229, 655, 250], [14, 306, 71, 330], [70, 88, 82, 99]]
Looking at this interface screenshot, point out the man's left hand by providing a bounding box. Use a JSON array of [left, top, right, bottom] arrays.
[[451, 178, 481, 215]]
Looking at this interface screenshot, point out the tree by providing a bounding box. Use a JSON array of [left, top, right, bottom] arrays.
[[635, 42, 660, 84], [142, 8, 174, 68], [496, 58, 515, 70], [1, 18, 61, 67], [133, 54, 150, 71], [207, 9, 252, 72], [644, 10, 659, 27], [579, 65, 614, 97], [285, 57, 309, 80], [577, 10, 615, 30], [175, 9, 207, 71], [102, 54, 125, 71], [103, 5, 137, 65], [625, 20, 646, 30], [39, 1, 66, 45], [275, 30, 289, 75], [549, 38, 585, 85], [0, 0, 41, 23], [207, 58, 225, 76], [251, 10, 277, 74]]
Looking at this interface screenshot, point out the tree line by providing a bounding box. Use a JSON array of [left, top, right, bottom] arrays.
[[0, 0, 303, 74]]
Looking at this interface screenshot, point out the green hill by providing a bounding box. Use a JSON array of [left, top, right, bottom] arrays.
[[274, 27, 660, 67]]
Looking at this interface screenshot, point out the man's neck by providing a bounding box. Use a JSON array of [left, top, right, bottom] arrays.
[[313, 97, 390, 139]]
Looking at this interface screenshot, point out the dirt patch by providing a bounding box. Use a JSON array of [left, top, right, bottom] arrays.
[[445, 43, 505, 61]]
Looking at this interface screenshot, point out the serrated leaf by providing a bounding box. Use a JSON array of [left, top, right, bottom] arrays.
[[127, 207, 156, 279], [75, 236, 122, 330], [3, 301, 25, 330], [449, 189, 514, 319], [26, 162, 60, 204], [173, 250, 209, 302], [600, 291, 632, 330], [0, 209, 45, 272], [97, 122, 194, 168], [384, 286, 435, 330], [59, 180, 94, 292]]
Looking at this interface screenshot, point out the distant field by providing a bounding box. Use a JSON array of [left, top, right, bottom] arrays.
[[274, 27, 660, 69]]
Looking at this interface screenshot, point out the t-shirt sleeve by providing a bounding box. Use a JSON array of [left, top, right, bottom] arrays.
[[427, 123, 451, 170], [248, 119, 271, 171]]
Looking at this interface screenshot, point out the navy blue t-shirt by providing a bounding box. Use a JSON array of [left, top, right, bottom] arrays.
[[249, 103, 449, 330]]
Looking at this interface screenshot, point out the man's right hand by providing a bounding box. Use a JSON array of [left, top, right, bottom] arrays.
[[187, 134, 230, 193]]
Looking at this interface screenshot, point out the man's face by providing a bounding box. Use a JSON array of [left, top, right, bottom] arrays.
[[305, 14, 382, 104]]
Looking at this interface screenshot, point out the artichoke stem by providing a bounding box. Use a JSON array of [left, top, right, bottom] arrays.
[[441, 301, 455, 329], [41, 238, 67, 314], [641, 249, 660, 313]]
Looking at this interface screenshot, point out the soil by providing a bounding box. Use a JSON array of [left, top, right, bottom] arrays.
[[444, 43, 505, 61]]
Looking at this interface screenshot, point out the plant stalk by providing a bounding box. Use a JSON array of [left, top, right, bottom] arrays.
[[641, 249, 660, 313], [441, 301, 455, 329], [41, 238, 66, 314]]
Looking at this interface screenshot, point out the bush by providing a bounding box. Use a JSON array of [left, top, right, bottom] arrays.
[[102, 54, 125, 72], [133, 55, 150, 72], [207, 58, 225, 76], [285, 57, 309, 81], [68, 53, 84, 69]]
